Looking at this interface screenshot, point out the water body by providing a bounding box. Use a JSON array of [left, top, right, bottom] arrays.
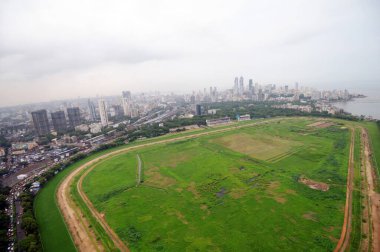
[[333, 88, 380, 120]]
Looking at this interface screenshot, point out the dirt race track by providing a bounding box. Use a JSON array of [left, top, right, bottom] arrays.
[[334, 128, 355, 252]]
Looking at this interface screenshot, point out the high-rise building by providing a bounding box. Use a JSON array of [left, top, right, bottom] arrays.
[[234, 77, 239, 94], [98, 99, 108, 126], [122, 91, 132, 117], [285, 85, 289, 93], [67, 107, 81, 128], [239, 76, 244, 95], [295, 82, 299, 91], [88, 99, 98, 121], [190, 95, 196, 104], [196, 104, 203, 116], [110, 105, 123, 119], [31, 110, 50, 136], [248, 79, 253, 92], [51, 111, 67, 133]]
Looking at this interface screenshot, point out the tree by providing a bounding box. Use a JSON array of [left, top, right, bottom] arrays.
[[22, 217, 38, 235]]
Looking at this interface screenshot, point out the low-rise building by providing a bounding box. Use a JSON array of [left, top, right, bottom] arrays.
[[206, 117, 231, 127], [237, 114, 251, 121], [89, 123, 102, 134], [75, 124, 89, 132]]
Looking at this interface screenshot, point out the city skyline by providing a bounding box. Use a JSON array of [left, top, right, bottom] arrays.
[[1, 0, 379, 107]]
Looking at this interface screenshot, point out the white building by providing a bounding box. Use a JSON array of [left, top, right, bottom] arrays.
[[75, 124, 89, 132], [98, 99, 109, 127], [89, 123, 103, 134], [237, 114, 251, 121]]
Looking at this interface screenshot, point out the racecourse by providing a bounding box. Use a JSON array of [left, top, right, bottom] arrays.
[[34, 117, 380, 251]]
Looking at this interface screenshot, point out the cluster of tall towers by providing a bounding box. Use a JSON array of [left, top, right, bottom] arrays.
[[31, 107, 81, 136], [234, 76, 255, 96]]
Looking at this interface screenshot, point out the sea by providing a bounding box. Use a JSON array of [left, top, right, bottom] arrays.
[[332, 86, 380, 120]]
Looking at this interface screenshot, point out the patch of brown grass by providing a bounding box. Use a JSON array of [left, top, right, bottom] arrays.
[[229, 188, 246, 199], [211, 133, 302, 161], [144, 166, 177, 188], [274, 197, 287, 204], [285, 189, 297, 195], [187, 181, 200, 199], [302, 212, 317, 222]]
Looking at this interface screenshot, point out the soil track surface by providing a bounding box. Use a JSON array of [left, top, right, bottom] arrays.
[[57, 118, 283, 251], [334, 128, 355, 252], [361, 128, 380, 252]]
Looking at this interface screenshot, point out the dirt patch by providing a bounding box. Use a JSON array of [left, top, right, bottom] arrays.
[[187, 182, 200, 199], [229, 188, 246, 199], [200, 204, 211, 215], [298, 176, 329, 191], [144, 166, 177, 188], [175, 187, 183, 193], [307, 121, 335, 128], [274, 196, 287, 204], [169, 210, 188, 225], [285, 189, 297, 195], [302, 212, 317, 222], [268, 181, 280, 191]]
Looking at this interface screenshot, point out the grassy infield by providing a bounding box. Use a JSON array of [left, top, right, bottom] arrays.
[[34, 118, 380, 251]]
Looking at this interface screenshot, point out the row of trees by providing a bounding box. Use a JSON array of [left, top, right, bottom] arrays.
[[204, 101, 361, 121], [18, 192, 40, 251], [0, 184, 10, 251]]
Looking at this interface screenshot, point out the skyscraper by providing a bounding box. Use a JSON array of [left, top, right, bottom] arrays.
[[51, 111, 67, 133], [31, 110, 50, 136], [67, 107, 81, 128], [234, 77, 239, 94], [239, 76, 244, 95], [295, 82, 299, 91], [122, 91, 132, 117], [285, 85, 289, 93], [110, 105, 123, 119], [98, 99, 108, 126], [88, 99, 98, 121], [196, 104, 203, 116]]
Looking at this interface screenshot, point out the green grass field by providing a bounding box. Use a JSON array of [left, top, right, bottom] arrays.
[[34, 144, 139, 252], [365, 122, 380, 191], [34, 118, 275, 251], [82, 118, 352, 251], [34, 163, 77, 252]]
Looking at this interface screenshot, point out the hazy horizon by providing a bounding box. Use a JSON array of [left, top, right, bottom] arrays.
[[1, 0, 379, 107]]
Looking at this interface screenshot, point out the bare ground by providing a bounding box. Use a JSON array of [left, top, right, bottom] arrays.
[[298, 176, 330, 191]]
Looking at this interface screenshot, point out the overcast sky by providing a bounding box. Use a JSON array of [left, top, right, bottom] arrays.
[[0, 0, 379, 107]]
